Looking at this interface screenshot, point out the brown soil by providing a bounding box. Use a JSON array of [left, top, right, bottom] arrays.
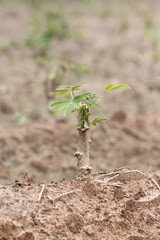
[[0, 113, 160, 184], [0, 170, 160, 240], [1, 0, 160, 238]]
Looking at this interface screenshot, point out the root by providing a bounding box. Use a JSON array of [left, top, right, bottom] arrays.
[[48, 190, 81, 203], [125, 193, 160, 209], [96, 167, 130, 179], [148, 176, 160, 192], [107, 170, 147, 182], [38, 184, 45, 202]]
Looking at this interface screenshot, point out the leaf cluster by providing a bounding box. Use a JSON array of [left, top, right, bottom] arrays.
[[50, 83, 131, 126], [50, 83, 100, 117]]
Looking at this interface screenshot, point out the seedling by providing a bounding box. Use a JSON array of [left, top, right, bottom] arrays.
[[13, 111, 28, 125], [21, 223, 27, 229], [26, 12, 81, 56], [0, 40, 17, 53], [10, 173, 22, 185], [50, 83, 131, 177]]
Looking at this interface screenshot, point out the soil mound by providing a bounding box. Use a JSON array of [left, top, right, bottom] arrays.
[[0, 114, 160, 184], [0, 170, 160, 239]]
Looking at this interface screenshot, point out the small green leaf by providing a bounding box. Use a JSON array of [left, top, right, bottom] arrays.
[[111, 84, 131, 90], [90, 118, 108, 126], [63, 104, 71, 116], [86, 93, 98, 100], [71, 63, 93, 74], [50, 99, 71, 107], [104, 84, 115, 91], [104, 84, 131, 92], [86, 100, 103, 113], [21, 224, 27, 229], [72, 101, 80, 109], [71, 87, 81, 91], [52, 106, 66, 116], [84, 101, 92, 111], [56, 85, 71, 90], [74, 82, 89, 87], [55, 90, 70, 97], [74, 93, 92, 102], [50, 89, 70, 95]]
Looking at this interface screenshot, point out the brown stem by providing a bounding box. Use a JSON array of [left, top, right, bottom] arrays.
[[74, 115, 92, 178]]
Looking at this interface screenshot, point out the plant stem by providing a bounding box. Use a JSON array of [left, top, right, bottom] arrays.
[[70, 88, 74, 99], [89, 91, 106, 113], [96, 91, 106, 105], [74, 114, 92, 178]]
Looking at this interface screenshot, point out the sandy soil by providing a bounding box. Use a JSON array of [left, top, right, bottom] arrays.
[[0, 113, 160, 185], [0, 170, 160, 239], [1, 0, 160, 238]]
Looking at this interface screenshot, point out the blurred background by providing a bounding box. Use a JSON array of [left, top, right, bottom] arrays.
[[0, 0, 160, 183]]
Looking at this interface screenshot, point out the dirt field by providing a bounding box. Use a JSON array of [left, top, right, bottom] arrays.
[[0, 0, 160, 239], [1, 170, 160, 239]]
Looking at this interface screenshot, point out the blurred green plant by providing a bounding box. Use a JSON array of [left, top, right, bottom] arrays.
[[10, 173, 22, 185], [18, 0, 45, 8], [43, 60, 93, 99], [13, 111, 29, 125], [50, 82, 131, 177], [26, 12, 80, 56], [21, 224, 27, 229], [138, 10, 160, 61], [0, 40, 17, 53]]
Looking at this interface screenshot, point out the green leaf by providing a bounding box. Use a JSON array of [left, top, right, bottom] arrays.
[[52, 106, 66, 116], [56, 85, 71, 90], [90, 118, 108, 126], [50, 99, 71, 107], [84, 101, 92, 111], [86, 100, 103, 113], [55, 90, 70, 97], [71, 87, 81, 91], [74, 93, 92, 102], [111, 84, 131, 90], [74, 82, 89, 87], [63, 104, 71, 117], [71, 63, 93, 74], [51, 89, 70, 94], [104, 84, 115, 91], [104, 84, 131, 92], [72, 101, 80, 109]]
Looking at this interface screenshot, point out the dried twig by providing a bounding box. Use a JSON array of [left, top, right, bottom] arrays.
[[48, 190, 81, 203], [47, 195, 52, 201], [130, 170, 160, 192], [96, 167, 129, 179], [96, 172, 118, 178], [148, 176, 160, 192], [113, 166, 130, 172], [38, 184, 45, 202], [95, 179, 122, 187], [106, 174, 120, 182], [95, 175, 120, 185]]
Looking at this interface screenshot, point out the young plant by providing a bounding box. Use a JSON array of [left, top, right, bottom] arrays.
[[50, 83, 131, 177]]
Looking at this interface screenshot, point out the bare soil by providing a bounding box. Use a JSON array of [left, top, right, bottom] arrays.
[[0, 170, 160, 240], [0, 113, 160, 183], [1, 0, 160, 238]]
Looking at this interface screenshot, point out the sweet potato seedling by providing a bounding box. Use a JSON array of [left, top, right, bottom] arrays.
[[50, 83, 131, 178]]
